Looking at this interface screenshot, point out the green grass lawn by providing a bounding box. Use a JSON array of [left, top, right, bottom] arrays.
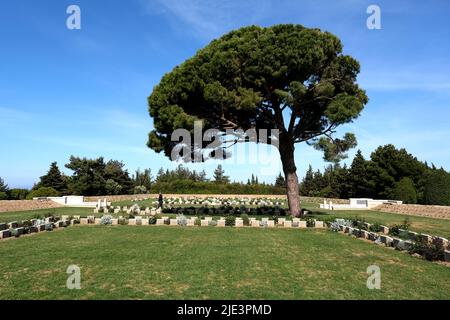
[[0, 226, 448, 299], [0, 207, 93, 224]]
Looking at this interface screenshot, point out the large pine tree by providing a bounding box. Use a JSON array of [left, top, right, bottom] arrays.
[[146, 25, 368, 216]]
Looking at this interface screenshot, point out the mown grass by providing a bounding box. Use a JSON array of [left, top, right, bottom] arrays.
[[0, 207, 92, 223], [0, 226, 449, 299]]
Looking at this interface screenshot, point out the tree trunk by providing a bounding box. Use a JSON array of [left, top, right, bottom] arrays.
[[279, 142, 301, 217]]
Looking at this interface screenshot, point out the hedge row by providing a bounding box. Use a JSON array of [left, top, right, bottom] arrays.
[[161, 205, 290, 216]]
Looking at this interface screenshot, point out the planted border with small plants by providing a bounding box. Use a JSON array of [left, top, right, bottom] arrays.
[[329, 218, 450, 263]]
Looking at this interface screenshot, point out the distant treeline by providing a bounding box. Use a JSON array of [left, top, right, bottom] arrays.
[[1, 144, 449, 205], [0, 157, 285, 200], [299, 144, 450, 205]]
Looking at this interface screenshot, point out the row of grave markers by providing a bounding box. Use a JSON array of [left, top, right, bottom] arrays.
[[94, 205, 162, 215], [336, 221, 450, 262], [78, 215, 325, 228], [3, 215, 449, 264], [0, 216, 80, 240], [157, 197, 286, 207]]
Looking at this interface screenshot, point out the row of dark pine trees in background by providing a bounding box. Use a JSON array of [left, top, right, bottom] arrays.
[[300, 145, 450, 205], [1, 144, 449, 205]]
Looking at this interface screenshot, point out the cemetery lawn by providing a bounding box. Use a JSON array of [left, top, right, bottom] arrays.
[[0, 226, 449, 300], [0, 207, 92, 224], [2, 203, 450, 238]]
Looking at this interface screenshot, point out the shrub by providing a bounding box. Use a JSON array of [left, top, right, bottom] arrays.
[[100, 215, 113, 225], [330, 221, 342, 232], [26, 187, 60, 199], [391, 177, 417, 204], [208, 220, 217, 227], [33, 219, 45, 226], [8, 188, 29, 200], [321, 216, 338, 226], [369, 222, 382, 233], [149, 215, 159, 225], [306, 218, 315, 228], [105, 179, 122, 195], [134, 185, 147, 194], [335, 219, 353, 227], [177, 214, 187, 226], [356, 219, 367, 230], [241, 214, 249, 226], [398, 230, 410, 239], [408, 240, 445, 261], [22, 220, 32, 227], [225, 216, 235, 227], [160, 205, 286, 217], [389, 225, 404, 236], [0, 192, 8, 200], [32, 213, 43, 220], [389, 219, 410, 236], [351, 217, 360, 227], [44, 212, 54, 218]]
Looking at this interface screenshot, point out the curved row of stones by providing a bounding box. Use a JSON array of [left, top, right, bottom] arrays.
[[94, 202, 286, 216], [155, 197, 286, 207], [0, 216, 80, 239], [335, 221, 450, 262], [81, 216, 324, 228], [124, 197, 286, 207], [2, 216, 450, 263], [94, 205, 162, 215]]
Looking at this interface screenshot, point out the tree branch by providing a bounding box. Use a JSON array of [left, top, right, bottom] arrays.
[[294, 122, 336, 143]]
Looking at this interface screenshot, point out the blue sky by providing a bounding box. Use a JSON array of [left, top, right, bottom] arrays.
[[1, 0, 450, 188]]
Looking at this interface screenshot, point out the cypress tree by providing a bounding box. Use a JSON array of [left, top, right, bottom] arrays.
[[348, 150, 370, 198], [39, 162, 67, 193]]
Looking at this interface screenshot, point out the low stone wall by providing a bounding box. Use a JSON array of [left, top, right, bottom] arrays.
[[0, 200, 63, 213], [374, 204, 450, 220], [85, 194, 349, 205], [301, 196, 349, 205]]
